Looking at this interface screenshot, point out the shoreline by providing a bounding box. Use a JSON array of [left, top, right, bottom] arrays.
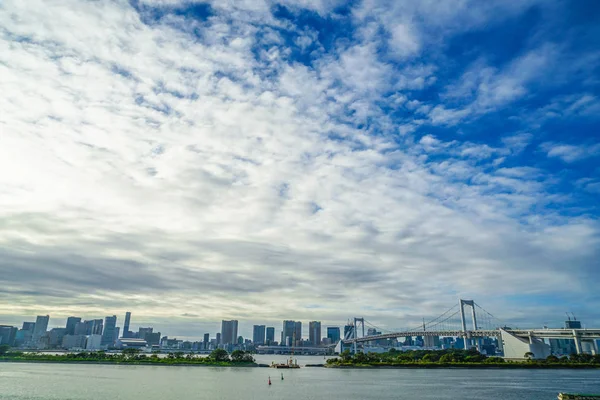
[[326, 363, 600, 369], [0, 359, 268, 368]]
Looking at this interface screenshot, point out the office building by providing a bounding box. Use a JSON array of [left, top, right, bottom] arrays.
[[145, 332, 161, 346], [65, 317, 81, 335], [0, 325, 18, 346], [80, 319, 103, 336], [101, 315, 117, 346], [253, 325, 266, 345], [266, 327, 275, 345], [123, 312, 132, 338], [32, 315, 50, 344], [203, 333, 210, 349], [565, 319, 582, 329], [221, 320, 238, 345], [22, 322, 36, 331], [62, 334, 87, 349], [216, 333, 221, 346], [86, 334, 103, 350], [282, 320, 295, 345], [327, 327, 340, 343], [138, 327, 153, 342], [48, 328, 67, 348], [309, 321, 321, 346], [295, 321, 302, 343], [343, 324, 353, 340]]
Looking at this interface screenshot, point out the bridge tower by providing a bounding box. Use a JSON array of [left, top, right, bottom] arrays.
[[353, 318, 365, 354], [459, 299, 478, 350]]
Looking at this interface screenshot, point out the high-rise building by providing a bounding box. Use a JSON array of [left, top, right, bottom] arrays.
[[65, 317, 81, 335], [101, 315, 117, 346], [327, 327, 340, 343], [253, 325, 266, 345], [203, 333, 210, 349], [282, 320, 295, 345], [565, 319, 582, 329], [266, 327, 275, 345], [216, 333, 221, 346], [294, 321, 302, 343], [138, 327, 153, 341], [84, 319, 103, 336], [32, 315, 50, 344], [343, 324, 353, 340], [74, 322, 87, 335], [309, 321, 321, 346], [22, 322, 36, 331], [0, 325, 18, 346], [221, 320, 238, 345], [49, 328, 67, 348], [123, 312, 132, 338]]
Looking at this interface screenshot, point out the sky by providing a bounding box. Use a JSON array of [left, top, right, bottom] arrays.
[[0, 0, 599, 339]]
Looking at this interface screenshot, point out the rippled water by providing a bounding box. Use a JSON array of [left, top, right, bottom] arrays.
[[1, 361, 599, 400]]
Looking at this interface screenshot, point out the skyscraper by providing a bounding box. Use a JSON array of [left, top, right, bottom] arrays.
[[101, 315, 117, 346], [0, 325, 18, 346], [252, 325, 266, 345], [203, 333, 210, 349], [123, 312, 132, 338], [294, 321, 302, 343], [266, 327, 275, 345], [32, 315, 49, 344], [138, 327, 153, 341], [221, 320, 238, 345], [65, 317, 81, 335], [86, 319, 103, 335], [309, 321, 321, 346], [282, 320, 295, 346], [216, 333, 221, 346], [327, 327, 341, 343]]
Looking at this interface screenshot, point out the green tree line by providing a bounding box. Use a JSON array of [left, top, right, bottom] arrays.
[[0, 345, 254, 366], [327, 348, 600, 367]]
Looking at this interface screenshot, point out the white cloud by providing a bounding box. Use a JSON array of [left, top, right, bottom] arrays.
[[540, 142, 600, 163], [0, 0, 598, 334]]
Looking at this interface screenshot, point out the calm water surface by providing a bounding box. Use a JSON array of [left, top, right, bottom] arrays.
[[1, 360, 599, 400]]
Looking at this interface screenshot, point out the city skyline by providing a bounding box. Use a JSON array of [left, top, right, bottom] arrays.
[[1, 0, 599, 335]]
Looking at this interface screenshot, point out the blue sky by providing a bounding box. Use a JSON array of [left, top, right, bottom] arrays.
[[0, 0, 598, 338]]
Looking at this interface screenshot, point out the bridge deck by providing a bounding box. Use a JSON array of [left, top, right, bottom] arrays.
[[342, 328, 600, 344]]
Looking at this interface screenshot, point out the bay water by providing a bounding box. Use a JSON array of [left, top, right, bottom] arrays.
[[1, 357, 600, 400]]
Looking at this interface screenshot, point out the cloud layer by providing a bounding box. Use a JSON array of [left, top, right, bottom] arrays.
[[0, 0, 599, 336]]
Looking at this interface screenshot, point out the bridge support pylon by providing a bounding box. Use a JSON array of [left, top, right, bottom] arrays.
[[459, 299, 477, 350]]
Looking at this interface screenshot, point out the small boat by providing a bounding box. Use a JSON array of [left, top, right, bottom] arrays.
[[558, 394, 600, 399], [281, 373, 284, 380]]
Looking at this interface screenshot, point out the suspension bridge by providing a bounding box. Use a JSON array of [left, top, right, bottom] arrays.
[[338, 299, 600, 359]]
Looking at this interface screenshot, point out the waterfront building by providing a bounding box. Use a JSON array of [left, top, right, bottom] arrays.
[[123, 312, 132, 338], [65, 317, 81, 335], [32, 315, 50, 345], [266, 327, 275, 345], [101, 315, 117, 346], [22, 322, 35, 331], [295, 321, 302, 344], [83, 319, 103, 336], [145, 332, 161, 346], [327, 327, 340, 343], [49, 328, 67, 348], [115, 338, 147, 349], [253, 325, 266, 345], [0, 325, 18, 346], [216, 333, 221, 346], [62, 334, 87, 349], [221, 320, 238, 345], [86, 334, 103, 350], [309, 321, 321, 346], [282, 320, 296, 345], [138, 327, 153, 341], [203, 333, 209, 349]]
